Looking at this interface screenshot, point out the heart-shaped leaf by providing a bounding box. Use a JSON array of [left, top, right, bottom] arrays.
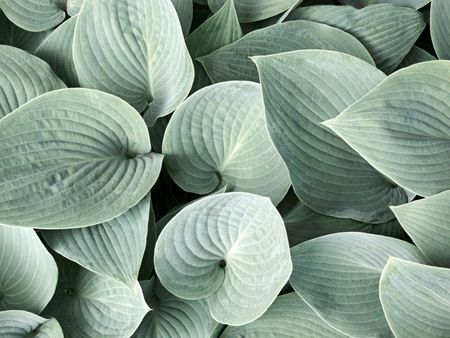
[[324, 61, 450, 197], [162, 81, 290, 205], [290, 232, 427, 337], [254, 50, 411, 222], [0, 226, 57, 313], [0, 310, 63, 338], [132, 278, 219, 338], [431, 0, 450, 60], [397, 45, 436, 69], [338, 0, 430, 9], [0, 88, 163, 229], [171, 0, 193, 36], [288, 4, 425, 73], [154, 192, 292, 325], [380, 258, 450, 338], [199, 20, 373, 83], [0, 45, 66, 118], [73, 0, 194, 125]]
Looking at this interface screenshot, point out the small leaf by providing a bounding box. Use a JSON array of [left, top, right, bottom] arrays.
[[154, 192, 292, 326], [162, 81, 290, 205], [431, 0, 450, 60], [397, 45, 436, 69], [171, 0, 193, 36], [0, 310, 63, 338], [380, 258, 450, 338], [138, 198, 157, 280], [66, 0, 84, 16]]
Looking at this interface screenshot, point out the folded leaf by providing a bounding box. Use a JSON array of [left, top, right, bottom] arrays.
[[290, 232, 427, 337], [162, 81, 290, 205], [324, 61, 450, 197], [199, 20, 373, 83], [431, 0, 450, 60], [0, 88, 163, 229], [0, 226, 57, 313], [0, 310, 63, 338], [380, 258, 450, 338], [154, 193, 292, 325]]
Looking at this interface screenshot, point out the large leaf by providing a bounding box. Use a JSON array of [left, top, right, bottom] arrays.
[[73, 0, 194, 125], [208, 0, 298, 22], [380, 258, 450, 338], [431, 0, 450, 60], [132, 278, 219, 338], [187, 0, 242, 91], [154, 193, 292, 325], [0, 45, 65, 118], [255, 50, 411, 223], [0, 310, 63, 338], [199, 20, 373, 83], [0, 226, 57, 313], [162, 81, 290, 205], [171, 0, 193, 36], [392, 191, 450, 268], [397, 45, 436, 69], [35, 16, 79, 87], [290, 232, 427, 337], [0, 88, 163, 229], [43, 195, 150, 287], [338, 0, 430, 9], [221, 293, 347, 337], [288, 4, 425, 73], [43, 258, 149, 338], [323, 61, 450, 197]]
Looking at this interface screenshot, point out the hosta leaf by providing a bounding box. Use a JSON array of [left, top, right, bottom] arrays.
[[221, 293, 346, 337], [290, 232, 427, 337], [431, 0, 450, 60], [43, 195, 150, 287], [162, 81, 290, 205], [138, 199, 157, 280], [0, 45, 65, 118], [0, 310, 63, 338], [199, 20, 373, 83], [187, 0, 242, 91], [0, 226, 57, 313], [154, 193, 292, 325], [392, 191, 450, 267], [0, 88, 163, 229], [43, 258, 149, 338], [324, 61, 450, 197], [171, 0, 193, 36], [132, 278, 219, 338], [338, 0, 430, 9], [397, 45, 436, 69], [73, 0, 194, 125], [380, 258, 450, 338], [35, 16, 79, 87], [208, 0, 298, 22], [255, 50, 411, 223], [66, 0, 84, 16], [288, 4, 425, 73]]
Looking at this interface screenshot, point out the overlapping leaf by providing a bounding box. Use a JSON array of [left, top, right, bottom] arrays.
[[324, 61, 450, 197], [163, 81, 290, 205], [431, 0, 450, 60], [66, 0, 84, 16], [0, 226, 58, 313], [288, 4, 425, 73], [199, 20, 373, 83], [0, 88, 163, 229], [397, 45, 436, 69], [73, 0, 194, 125], [0, 310, 63, 338], [338, 0, 430, 9], [380, 258, 450, 338], [171, 0, 193, 37], [290, 232, 427, 337], [154, 193, 292, 325]]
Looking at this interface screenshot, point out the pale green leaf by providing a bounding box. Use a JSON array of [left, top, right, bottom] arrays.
[[0, 45, 65, 118], [154, 193, 292, 326], [73, 0, 194, 125], [338, 0, 430, 9], [391, 191, 450, 268], [221, 293, 347, 338], [132, 278, 219, 338], [171, 0, 193, 36], [397, 45, 436, 69], [0, 88, 163, 229], [208, 0, 298, 22], [0, 226, 57, 313], [43, 195, 150, 287], [0, 310, 63, 338], [380, 258, 450, 338], [199, 20, 374, 83], [187, 0, 242, 91], [431, 0, 450, 60], [288, 4, 425, 73], [66, 0, 84, 16], [290, 232, 427, 337], [162, 81, 290, 205], [254, 50, 411, 222], [323, 61, 450, 197]]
